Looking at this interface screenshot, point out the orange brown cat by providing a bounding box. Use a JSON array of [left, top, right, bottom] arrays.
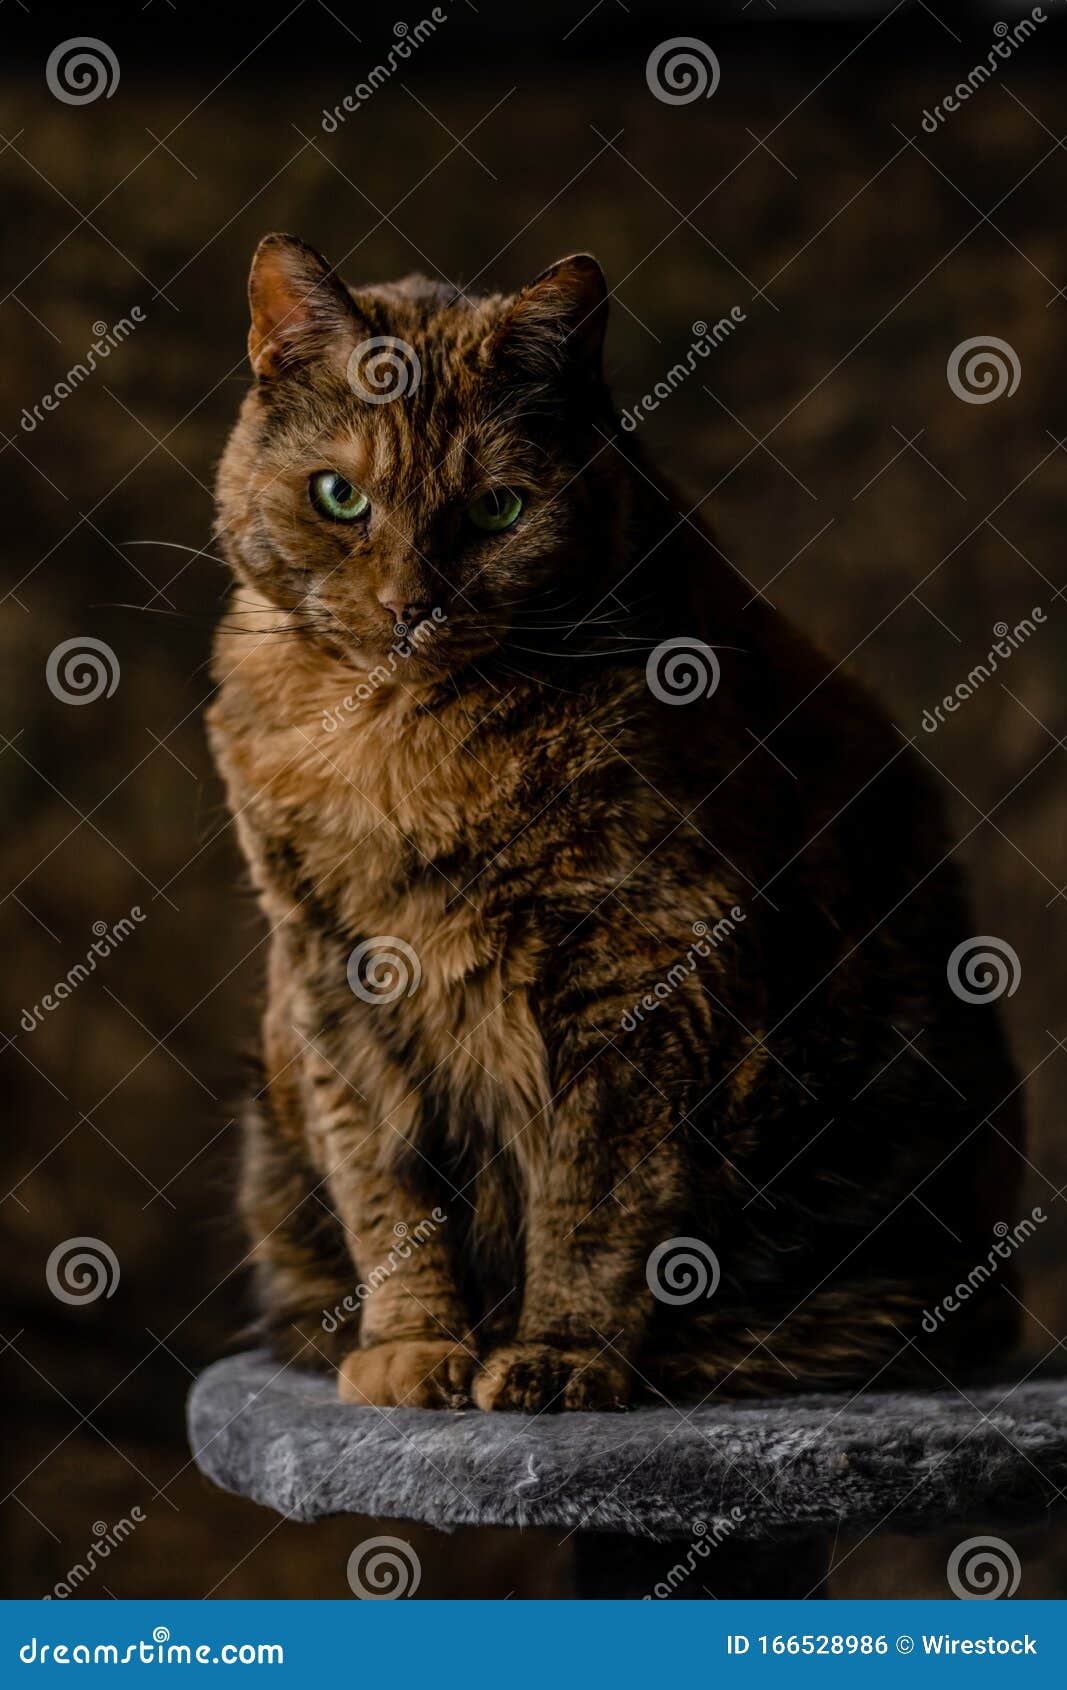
[[208, 233, 1022, 1412]]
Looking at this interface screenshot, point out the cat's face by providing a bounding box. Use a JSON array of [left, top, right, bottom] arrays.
[[215, 234, 618, 670]]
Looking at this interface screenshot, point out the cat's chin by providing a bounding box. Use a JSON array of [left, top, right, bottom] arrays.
[[327, 631, 461, 680]]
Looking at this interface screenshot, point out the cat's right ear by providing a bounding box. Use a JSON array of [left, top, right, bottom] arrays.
[[481, 254, 608, 380], [247, 233, 360, 380]]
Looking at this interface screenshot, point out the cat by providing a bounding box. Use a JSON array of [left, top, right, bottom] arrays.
[[207, 232, 1023, 1413]]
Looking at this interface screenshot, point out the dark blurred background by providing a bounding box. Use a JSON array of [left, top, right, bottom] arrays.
[[3, 0, 1066, 1598]]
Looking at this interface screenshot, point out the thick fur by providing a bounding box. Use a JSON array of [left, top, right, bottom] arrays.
[[208, 234, 1023, 1413], [190, 1354, 1067, 1533]]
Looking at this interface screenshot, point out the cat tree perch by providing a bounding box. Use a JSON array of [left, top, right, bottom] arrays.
[[188, 1353, 1067, 1597]]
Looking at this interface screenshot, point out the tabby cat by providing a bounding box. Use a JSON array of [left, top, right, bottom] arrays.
[[208, 233, 1023, 1412]]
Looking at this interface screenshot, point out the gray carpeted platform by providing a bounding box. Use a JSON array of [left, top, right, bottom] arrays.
[[187, 1351, 1067, 1541]]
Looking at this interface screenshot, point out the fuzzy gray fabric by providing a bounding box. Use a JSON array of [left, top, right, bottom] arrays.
[[187, 1351, 1067, 1541]]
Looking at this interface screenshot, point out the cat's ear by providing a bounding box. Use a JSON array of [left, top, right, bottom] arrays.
[[482, 254, 608, 377], [247, 233, 362, 379]]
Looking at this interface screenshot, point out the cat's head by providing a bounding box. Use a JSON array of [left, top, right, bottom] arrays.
[[216, 233, 627, 671]]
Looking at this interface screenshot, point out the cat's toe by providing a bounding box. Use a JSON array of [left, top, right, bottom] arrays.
[[561, 1355, 630, 1411], [338, 1339, 475, 1409], [472, 1343, 565, 1413], [473, 1342, 630, 1413]]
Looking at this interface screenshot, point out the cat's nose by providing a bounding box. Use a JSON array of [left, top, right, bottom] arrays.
[[379, 595, 432, 632]]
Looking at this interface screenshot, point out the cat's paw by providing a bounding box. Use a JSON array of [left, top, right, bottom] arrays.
[[337, 1339, 475, 1409], [472, 1341, 630, 1414]]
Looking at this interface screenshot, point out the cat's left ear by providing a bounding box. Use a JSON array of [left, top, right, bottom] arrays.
[[482, 254, 608, 377], [247, 232, 362, 380]]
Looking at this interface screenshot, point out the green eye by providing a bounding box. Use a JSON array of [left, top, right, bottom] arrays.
[[467, 487, 523, 533], [309, 470, 370, 523]]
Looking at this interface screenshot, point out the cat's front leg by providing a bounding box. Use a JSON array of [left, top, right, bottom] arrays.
[[302, 1042, 477, 1408], [474, 1063, 686, 1414], [331, 1153, 477, 1407]]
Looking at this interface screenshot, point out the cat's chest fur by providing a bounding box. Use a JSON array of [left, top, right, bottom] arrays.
[[209, 614, 574, 1179]]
